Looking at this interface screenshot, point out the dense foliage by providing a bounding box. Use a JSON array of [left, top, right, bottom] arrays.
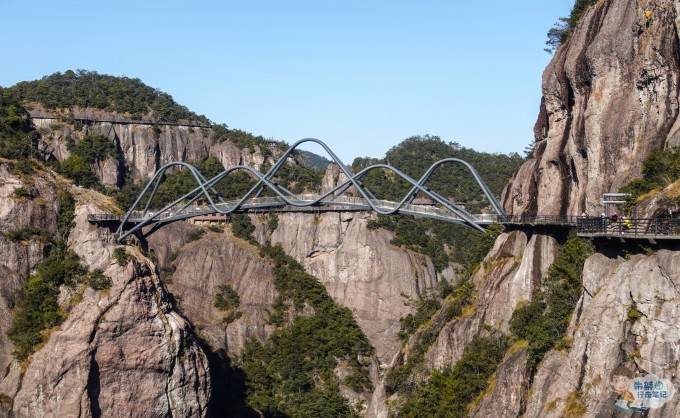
[[7, 70, 209, 123], [545, 0, 599, 52], [0, 92, 39, 160], [397, 336, 509, 418], [385, 280, 474, 394], [368, 216, 502, 273], [7, 190, 110, 361], [237, 244, 373, 417], [620, 148, 680, 211], [214, 284, 242, 324], [353, 136, 522, 211], [59, 134, 115, 187], [509, 235, 593, 367]]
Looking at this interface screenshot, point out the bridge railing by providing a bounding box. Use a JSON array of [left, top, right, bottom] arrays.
[[576, 217, 680, 237]]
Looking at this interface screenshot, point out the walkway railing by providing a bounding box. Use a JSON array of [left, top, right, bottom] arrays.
[[576, 217, 680, 239]]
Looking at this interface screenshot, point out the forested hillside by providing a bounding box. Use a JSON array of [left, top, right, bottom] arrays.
[[355, 136, 523, 273], [5, 70, 210, 123], [353, 135, 523, 211]]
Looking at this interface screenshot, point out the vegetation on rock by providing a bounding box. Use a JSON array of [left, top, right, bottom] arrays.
[[509, 235, 594, 367], [7, 189, 110, 361], [7, 70, 209, 123], [214, 284, 242, 324], [397, 335, 509, 418], [0, 92, 39, 160], [545, 0, 599, 52], [385, 280, 474, 394], [237, 243, 373, 417], [620, 148, 680, 211]]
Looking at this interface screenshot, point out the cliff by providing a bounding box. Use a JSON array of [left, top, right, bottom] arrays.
[[502, 0, 680, 216], [0, 165, 211, 418], [32, 113, 270, 187]]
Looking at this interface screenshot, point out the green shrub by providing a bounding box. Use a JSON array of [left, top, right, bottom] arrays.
[[397, 335, 509, 418], [59, 134, 115, 188], [113, 247, 130, 266], [0, 92, 39, 160], [399, 298, 441, 341], [12, 187, 31, 199], [214, 284, 242, 324], [57, 190, 75, 240], [207, 224, 224, 233], [545, 0, 599, 52], [509, 236, 594, 367], [231, 214, 255, 242], [7, 247, 87, 360], [59, 154, 99, 187], [85, 269, 112, 290], [185, 228, 205, 243], [239, 244, 373, 415], [385, 280, 474, 394], [3, 226, 48, 242], [620, 148, 680, 211], [267, 214, 279, 232]]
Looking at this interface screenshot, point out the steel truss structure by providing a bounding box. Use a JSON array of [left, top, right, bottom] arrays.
[[116, 138, 506, 241]]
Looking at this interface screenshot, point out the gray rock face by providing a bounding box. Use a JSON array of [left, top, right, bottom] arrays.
[[427, 231, 559, 369], [502, 0, 680, 216], [0, 163, 62, 387], [33, 117, 269, 185], [522, 250, 680, 417], [147, 222, 279, 356], [252, 212, 442, 366]]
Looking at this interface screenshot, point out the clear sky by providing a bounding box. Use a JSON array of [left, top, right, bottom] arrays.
[[1, 0, 573, 163]]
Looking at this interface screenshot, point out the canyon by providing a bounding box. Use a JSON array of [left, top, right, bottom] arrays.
[[1, 0, 680, 417]]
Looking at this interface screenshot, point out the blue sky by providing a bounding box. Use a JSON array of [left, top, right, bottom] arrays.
[[1, 0, 572, 163]]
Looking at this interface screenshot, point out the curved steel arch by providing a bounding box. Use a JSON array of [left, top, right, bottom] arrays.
[[116, 138, 506, 241]]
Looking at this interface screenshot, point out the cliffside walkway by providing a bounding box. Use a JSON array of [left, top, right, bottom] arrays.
[[103, 138, 508, 241], [29, 114, 212, 129], [85, 137, 680, 242]]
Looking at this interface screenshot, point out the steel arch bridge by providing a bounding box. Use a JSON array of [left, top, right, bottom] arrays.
[[114, 138, 506, 242]]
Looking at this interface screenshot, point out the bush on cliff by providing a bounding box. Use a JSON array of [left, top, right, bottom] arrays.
[[510, 235, 594, 367], [238, 243, 373, 416], [0, 92, 39, 160], [397, 335, 509, 418], [620, 148, 680, 210], [7, 190, 109, 361], [546, 0, 599, 52]]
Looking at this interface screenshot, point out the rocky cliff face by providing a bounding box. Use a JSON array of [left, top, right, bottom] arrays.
[[502, 0, 680, 216], [251, 212, 445, 366], [0, 171, 211, 417], [32, 114, 270, 186], [0, 162, 63, 387], [147, 222, 279, 357]]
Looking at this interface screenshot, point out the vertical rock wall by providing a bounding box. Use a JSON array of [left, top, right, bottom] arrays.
[[502, 0, 680, 216]]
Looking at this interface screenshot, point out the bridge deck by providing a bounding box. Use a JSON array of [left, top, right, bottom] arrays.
[[89, 195, 680, 241]]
